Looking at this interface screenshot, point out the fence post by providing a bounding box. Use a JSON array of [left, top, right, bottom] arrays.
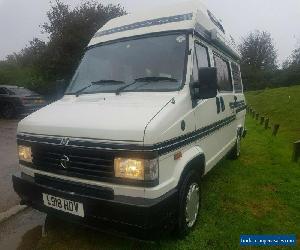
[[256, 113, 259, 120], [292, 141, 300, 162], [260, 116, 265, 125], [272, 124, 280, 136], [264, 118, 269, 129], [252, 111, 256, 119]]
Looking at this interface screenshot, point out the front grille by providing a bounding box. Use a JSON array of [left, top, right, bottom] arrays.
[[31, 144, 115, 181], [35, 174, 114, 199]]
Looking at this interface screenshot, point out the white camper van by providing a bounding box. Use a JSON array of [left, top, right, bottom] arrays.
[[13, 0, 246, 237]]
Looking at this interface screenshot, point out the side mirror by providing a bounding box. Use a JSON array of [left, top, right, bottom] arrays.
[[191, 67, 218, 100]]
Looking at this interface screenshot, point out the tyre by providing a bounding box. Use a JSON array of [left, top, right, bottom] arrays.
[[1, 103, 16, 119], [228, 134, 241, 160], [176, 170, 201, 237]]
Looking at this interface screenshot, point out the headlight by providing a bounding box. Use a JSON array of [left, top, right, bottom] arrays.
[[18, 145, 32, 163], [114, 157, 159, 181]]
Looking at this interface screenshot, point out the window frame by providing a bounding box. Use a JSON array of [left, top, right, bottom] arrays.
[[66, 31, 190, 95], [192, 41, 211, 82], [194, 41, 211, 68], [231, 62, 243, 93], [213, 52, 233, 93]]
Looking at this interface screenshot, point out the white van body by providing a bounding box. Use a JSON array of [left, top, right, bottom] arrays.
[[13, 0, 246, 236]]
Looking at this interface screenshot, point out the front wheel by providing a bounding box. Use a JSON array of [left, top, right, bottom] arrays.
[[175, 170, 201, 237]]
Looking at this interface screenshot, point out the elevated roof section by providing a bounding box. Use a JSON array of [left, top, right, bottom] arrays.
[[89, 0, 240, 60]]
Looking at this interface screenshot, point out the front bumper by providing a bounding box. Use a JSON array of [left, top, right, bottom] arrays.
[[12, 173, 178, 235]]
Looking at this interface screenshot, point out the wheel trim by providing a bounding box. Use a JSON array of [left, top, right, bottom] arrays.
[[185, 183, 200, 228]]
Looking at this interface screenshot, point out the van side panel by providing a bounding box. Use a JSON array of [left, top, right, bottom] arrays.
[[144, 146, 203, 199]]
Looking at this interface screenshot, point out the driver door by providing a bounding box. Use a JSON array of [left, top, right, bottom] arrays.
[[192, 42, 234, 173]]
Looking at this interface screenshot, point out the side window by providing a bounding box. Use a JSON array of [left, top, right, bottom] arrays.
[[0, 88, 8, 95], [192, 42, 210, 82], [231, 62, 243, 93], [213, 54, 233, 92]]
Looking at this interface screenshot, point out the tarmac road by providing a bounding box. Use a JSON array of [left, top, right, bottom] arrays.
[[0, 119, 21, 213], [0, 208, 46, 250]]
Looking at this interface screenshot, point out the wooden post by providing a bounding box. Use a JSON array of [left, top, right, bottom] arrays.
[[272, 124, 280, 136], [292, 141, 300, 162], [256, 113, 259, 120], [260, 116, 265, 125], [264, 118, 269, 129], [252, 111, 256, 118]]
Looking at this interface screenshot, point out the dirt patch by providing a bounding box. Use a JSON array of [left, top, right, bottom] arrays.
[[248, 199, 280, 218], [261, 184, 277, 193]]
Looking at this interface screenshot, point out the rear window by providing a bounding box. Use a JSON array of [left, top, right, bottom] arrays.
[[231, 63, 243, 93]]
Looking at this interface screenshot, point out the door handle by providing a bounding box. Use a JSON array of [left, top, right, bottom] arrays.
[[220, 97, 225, 112], [216, 97, 221, 114]]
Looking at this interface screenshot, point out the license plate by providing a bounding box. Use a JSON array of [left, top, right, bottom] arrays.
[[42, 193, 84, 217]]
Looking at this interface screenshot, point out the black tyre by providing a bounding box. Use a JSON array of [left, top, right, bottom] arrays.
[[2, 103, 16, 119], [228, 134, 241, 160], [176, 170, 201, 237]]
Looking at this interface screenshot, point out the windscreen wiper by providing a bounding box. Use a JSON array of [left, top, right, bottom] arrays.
[[115, 76, 178, 95], [75, 80, 125, 97]]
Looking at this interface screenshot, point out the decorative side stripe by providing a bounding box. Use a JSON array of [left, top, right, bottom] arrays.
[[146, 115, 236, 155], [17, 115, 236, 156], [93, 13, 193, 38], [229, 100, 246, 114], [236, 105, 247, 113]]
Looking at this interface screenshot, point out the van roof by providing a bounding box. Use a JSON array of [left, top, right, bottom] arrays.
[[89, 0, 240, 60]]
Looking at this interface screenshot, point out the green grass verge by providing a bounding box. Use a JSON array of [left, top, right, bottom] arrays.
[[35, 116, 300, 250], [245, 85, 300, 144]]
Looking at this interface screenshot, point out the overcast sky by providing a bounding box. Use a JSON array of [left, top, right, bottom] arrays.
[[0, 0, 300, 64]]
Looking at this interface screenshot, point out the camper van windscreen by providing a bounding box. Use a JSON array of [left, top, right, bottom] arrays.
[[66, 33, 187, 94]]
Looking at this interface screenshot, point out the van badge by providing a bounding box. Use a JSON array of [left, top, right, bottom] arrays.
[[60, 155, 70, 169], [60, 137, 70, 146]]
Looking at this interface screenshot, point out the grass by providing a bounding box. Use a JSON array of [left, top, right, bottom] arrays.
[[33, 87, 300, 249], [245, 85, 300, 144]]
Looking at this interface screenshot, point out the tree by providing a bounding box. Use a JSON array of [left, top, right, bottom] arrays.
[[291, 47, 300, 65], [240, 30, 278, 70], [0, 1, 125, 95], [239, 31, 278, 90], [278, 45, 300, 86], [38, 1, 126, 82]]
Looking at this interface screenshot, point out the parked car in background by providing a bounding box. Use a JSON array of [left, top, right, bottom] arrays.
[[0, 85, 46, 119]]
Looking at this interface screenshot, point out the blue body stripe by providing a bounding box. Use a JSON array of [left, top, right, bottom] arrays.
[[94, 13, 193, 38]]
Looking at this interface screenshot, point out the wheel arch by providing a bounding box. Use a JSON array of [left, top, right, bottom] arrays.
[[176, 148, 205, 189]]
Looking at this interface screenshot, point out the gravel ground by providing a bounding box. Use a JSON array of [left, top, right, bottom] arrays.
[[0, 119, 21, 213], [0, 208, 46, 250]]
